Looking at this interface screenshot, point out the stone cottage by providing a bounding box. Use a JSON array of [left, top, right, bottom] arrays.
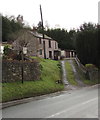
[[12, 30, 60, 60]]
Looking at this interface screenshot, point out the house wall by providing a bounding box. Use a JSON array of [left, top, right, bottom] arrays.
[[27, 37, 39, 57], [37, 38, 59, 59], [66, 51, 70, 58], [37, 38, 44, 58], [65, 50, 76, 58], [12, 32, 39, 57], [12, 31, 59, 59], [61, 50, 66, 57]]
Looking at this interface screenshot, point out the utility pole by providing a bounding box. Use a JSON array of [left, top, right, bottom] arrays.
[[40, 5, 46, 59], [40, 4, 44, 39]]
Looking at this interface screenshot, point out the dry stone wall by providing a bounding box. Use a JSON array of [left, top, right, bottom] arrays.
[[2, 60, 41, 83]]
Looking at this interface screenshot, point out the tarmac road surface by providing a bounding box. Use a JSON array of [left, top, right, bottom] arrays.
[[2, 85, 99, 118]]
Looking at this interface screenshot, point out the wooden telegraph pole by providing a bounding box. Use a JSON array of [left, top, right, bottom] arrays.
[[40, 5, 46, 59], [40, 4, 44, 39]]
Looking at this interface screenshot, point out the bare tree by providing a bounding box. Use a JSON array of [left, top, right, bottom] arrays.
[[12, 29, 39, 57]]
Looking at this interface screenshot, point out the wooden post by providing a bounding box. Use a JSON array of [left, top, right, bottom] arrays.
[[21, 51, 24, 83]]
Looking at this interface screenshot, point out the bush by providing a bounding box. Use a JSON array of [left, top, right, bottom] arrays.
[[3, 45, 9, 55], [85, 64, 98, 71]]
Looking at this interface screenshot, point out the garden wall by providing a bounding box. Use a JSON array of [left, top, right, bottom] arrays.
[[2, 60, 41, 83], [75, 57, 99, 81], [87, 69, 98, 81]]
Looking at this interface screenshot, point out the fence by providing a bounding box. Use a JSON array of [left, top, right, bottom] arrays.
[[75, 57, 87, 74], [2, 60, 41, 83]]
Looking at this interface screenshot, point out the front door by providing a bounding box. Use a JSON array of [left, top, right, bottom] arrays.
[[49, 51, 52, 59]]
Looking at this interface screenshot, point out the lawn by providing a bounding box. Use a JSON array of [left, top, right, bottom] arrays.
[[2, 58, 64, 102], [65, 61, 78, 85]]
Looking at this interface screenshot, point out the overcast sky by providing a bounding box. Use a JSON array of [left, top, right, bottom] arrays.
[[0, 0, 99, 31]]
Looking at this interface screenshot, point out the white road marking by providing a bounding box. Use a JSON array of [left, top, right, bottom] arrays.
[[46, 97, 98, 118], [81, 98, 97, 105]]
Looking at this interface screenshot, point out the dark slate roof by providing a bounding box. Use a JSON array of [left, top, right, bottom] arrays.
[[29, 31, 52, 40]]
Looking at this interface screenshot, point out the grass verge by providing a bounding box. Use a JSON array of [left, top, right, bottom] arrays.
[[83, 79, 98, 85], [2, 58, 64, 103], [65, 61, 78, 85]]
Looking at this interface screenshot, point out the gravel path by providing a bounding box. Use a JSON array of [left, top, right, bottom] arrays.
[[68, 59, 87, 87], [61, 58, 87, 91], [61, 60, 69, 85]]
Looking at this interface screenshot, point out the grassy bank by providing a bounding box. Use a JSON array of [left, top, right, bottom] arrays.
[[73, 60, 98, 85], [2, 58, 64, 102], [65, 61, 78, 85]]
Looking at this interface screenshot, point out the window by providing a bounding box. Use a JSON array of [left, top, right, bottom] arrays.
[[49, 40, 51, 48], [39, 38, 42, 44], [39, 49, 42, 55]]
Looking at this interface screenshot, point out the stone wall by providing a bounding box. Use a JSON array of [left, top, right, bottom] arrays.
[[2, 60, 41, 83], [87, 68, 99, 81], [75, 57, 99, 81]]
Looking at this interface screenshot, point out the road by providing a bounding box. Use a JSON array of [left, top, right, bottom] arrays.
[[2, 85, 99, 118]]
